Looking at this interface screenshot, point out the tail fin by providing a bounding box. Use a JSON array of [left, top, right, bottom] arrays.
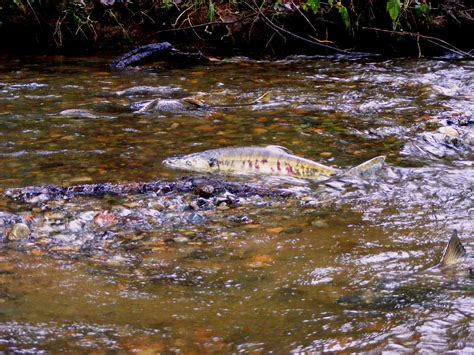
[[441, 231, 467, 266], [343, 156, 386, 178]]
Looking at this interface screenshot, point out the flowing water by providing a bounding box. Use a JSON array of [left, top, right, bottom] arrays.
[[0, 54, 472, 352]]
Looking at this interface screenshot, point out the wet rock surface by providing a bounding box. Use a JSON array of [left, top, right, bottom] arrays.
[[110, 42, 209, 69], [401, 114, 474, 160], [1, 177, 300, 260]]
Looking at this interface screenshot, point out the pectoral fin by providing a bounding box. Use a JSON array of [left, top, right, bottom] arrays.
[[441, 231, 467, 266], [138, 99, 159, 113], [344, 156, 386, 177]]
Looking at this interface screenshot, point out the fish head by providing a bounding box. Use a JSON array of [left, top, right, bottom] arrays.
[[163, 153, 220, 173]]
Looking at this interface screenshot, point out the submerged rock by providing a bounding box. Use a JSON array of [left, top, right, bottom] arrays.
[[59, 109, 98, 119], [67, 219, 84, 233], [5, 177, 294, 203], [402, 130, 473, 160], [173, 236, 190, 243], [0, 212, 20, 227], [0, 177, 300, 258], [110, 42, 209, 69], [7, 223, 30, 241], [186, 212, 206, 225], [136, 98, 200, 114], [94, 211, 119, 228], [115, 85, 183, 97], [311, 219, 329, 228]]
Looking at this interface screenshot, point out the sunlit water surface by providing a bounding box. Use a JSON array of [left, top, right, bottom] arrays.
[[0, 55, 472, 352]]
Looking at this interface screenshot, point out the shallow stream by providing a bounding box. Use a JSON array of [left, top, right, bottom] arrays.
[[0, 55, 472, 352]]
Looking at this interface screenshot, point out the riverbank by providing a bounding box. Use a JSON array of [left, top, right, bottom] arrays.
[[1, 0, 473, 58]]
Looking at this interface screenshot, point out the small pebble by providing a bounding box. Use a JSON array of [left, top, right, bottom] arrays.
[[217, 203, 229, 210], [311, 219, 329, 228], [68, 219, 84, 233], [195, 184, 215, 197], [94, 211, 118, 228], [7, 223, 30, 241], [123, 202, 140, 209], [173, 236, 190, 243], [283, 227, 303, 234], [44, 212, 64, 221], [438, 126, 459, 137], [59, 109, 97, 119]]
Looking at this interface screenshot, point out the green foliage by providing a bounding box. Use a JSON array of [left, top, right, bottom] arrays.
[[303, 0, 351, 29], [306, 0, 320, 14], [337, 4, 350, 29], [162, 0, 174, 10], [386, 0, 402, 22], [208, 0, 216, 22], [415, 2, 430, 18], [12, 0, 25, 12]]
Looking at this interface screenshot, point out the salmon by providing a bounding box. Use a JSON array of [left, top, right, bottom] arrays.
[[163, 145, 385, 180]]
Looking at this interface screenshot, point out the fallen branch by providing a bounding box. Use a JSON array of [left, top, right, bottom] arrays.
[[154, 12, 258, 35]]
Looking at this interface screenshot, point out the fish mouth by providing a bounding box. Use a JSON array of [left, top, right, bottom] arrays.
[[162, 157, 177, 167], [163, 156, 189, 170]]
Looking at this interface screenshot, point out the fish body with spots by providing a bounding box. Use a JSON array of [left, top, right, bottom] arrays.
[[163, 145, 385, 180]]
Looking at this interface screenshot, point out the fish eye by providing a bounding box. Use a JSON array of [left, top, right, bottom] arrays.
[[186, 161, 192, 166], [208, 158, 218, 168]]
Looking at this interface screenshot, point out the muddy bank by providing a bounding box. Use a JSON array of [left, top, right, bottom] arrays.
[[1, 0, 473, 57]]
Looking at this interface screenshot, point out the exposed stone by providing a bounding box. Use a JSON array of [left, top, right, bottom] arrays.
[[59, 109, 98, 119], [438, 126, 459, 137], [7, 223, 30, 241]]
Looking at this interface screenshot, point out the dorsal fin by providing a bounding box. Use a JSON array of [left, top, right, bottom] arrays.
[[441, 231, 467, 266], [265, 145, 293, 154], [343, 155, 386, 177]]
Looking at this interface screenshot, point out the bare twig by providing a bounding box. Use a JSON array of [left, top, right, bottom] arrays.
[[362, 27, 473, 58], [256, 7, 351, 54], [308, 35, 335, 44], [416, 32, 421, 58], [154, 12, 257, 34], [249, 2, 286, 43], [107, 9, 132, 42], [172, 6, 193, 28], [139, 10, 156, 25], [184, 12, 202, 39], [290, 0, 318, 35], [26, 0, 41, 25], [265, 31, 276, 50], [53, 15, 66, 47]]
